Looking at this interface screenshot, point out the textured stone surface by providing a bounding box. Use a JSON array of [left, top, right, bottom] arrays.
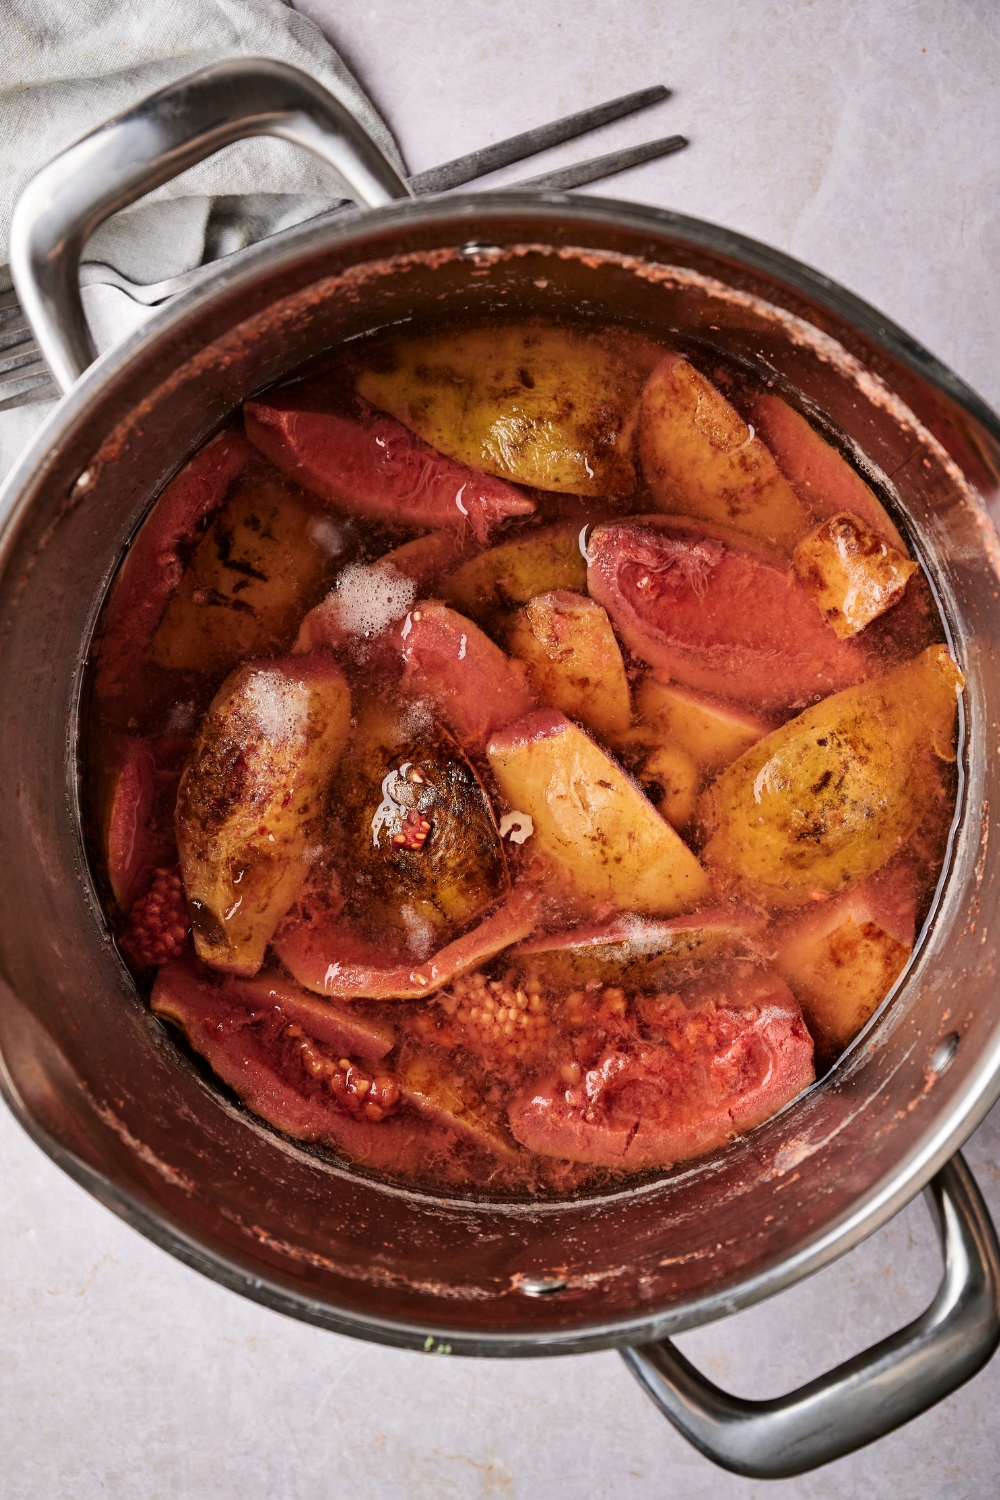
[[3, 2, 1000, 1494]]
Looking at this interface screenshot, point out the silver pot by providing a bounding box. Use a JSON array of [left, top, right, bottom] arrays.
[[1, 59, 999, 1481]]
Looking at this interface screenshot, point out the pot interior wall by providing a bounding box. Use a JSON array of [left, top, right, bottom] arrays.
[[1, 200, 999, 1353]]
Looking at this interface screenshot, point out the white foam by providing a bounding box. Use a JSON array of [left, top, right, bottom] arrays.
[[333, 560, 416, 639], [306, 516, 349, 558], [244, 669, 312, 743], [400, 903, 435, 959]]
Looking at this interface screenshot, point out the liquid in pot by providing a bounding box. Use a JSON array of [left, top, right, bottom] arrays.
[[83, 320, 961, 1195]]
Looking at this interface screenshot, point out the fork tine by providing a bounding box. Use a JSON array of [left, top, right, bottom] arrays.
[[511, 134, 689, 192], [407, 84, 670, 195]]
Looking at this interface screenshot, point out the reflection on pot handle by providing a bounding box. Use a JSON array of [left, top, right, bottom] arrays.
[[9, 58, 412, 395], [622, 1152, 1000, 1479]]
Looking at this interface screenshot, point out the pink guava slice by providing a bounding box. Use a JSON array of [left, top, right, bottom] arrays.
[[587, 515, 871, 711], [243, 398, 534, 540]]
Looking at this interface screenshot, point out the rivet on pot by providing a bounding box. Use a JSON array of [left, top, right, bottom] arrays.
[[517, 1275, 569, 1298], [928, 1032, 961, 1076]]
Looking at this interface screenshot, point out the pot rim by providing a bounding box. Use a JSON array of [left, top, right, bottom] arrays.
[[2, 188, 999, 1356]]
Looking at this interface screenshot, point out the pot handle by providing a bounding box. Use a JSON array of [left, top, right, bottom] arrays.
[[9, 57, 412, 396], [622, 1152, 1000, 1479]]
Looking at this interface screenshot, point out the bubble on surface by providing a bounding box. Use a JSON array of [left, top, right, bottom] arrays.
[[243, 669, 311, 743], [334, 560, 416, 638]]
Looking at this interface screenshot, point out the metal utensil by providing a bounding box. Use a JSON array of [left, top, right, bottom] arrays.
[[0, 83, 684, 411]]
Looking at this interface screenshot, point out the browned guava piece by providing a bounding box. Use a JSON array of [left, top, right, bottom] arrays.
[[508, 907, 765, 988], [95, 427, 253, 702], [507, 590, 631, 738], [272, 885, 539, 1001], [586, 516, 871, 712], [151, 469, 338, 674], [793, 512, 919, 638], [176, 653, 352, 977], [333, 702, 508, 945], [356, 325, 663, 497], [441, 521, 589, 636], [638, 356, 809, 551], [701, 645, 963, 907], [244, 396, 533, 540], [487, 710, 710, 915], [396, 600, 536, 753], [771, 863, 917, 1059], [751, 393, 906, 550], [508, 970, 814, 1168]]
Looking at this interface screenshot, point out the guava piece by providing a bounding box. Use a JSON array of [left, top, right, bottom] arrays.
[[272, 885, 539, 1001], [395, 1050, 519, 1158], [396, 600, 536, 752], [176, 653, 352, 976], [151, 468, 338, 673], [508, 970, 814, 1168], [638, 355, 809, 550], [104, 737, 158, 909], [793, 511, 918, 638], [700, 645, 963, 907], [243, 397, 533, 540], [771, 862, 917, 1058], [333, 702, 509, 944], [751, 393, 906, 550], [586, 515, 871, 712], [152, 960, 431, 1169], [356, 324, 662, 496], [487, 709, 711, 916], [634, 678, 770, 775], [154, 957, 395, 1061], [508, 906, 765, 988], [95, 427, 253, 701], [507, 590, 631, 738]]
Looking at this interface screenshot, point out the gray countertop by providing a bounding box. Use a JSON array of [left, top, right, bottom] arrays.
[[3, 3, 1000, 1496]]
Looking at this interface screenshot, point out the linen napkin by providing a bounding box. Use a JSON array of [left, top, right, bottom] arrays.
[[0, 0, 405, 479]]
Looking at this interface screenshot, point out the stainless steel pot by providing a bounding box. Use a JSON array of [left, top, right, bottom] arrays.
[[2, 59, 999, 1481]]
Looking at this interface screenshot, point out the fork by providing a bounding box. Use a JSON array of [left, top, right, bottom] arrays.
[[0, 84, 686, 412]]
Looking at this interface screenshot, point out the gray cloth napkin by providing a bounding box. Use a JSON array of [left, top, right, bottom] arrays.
[[0, 0, 404, 478]]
